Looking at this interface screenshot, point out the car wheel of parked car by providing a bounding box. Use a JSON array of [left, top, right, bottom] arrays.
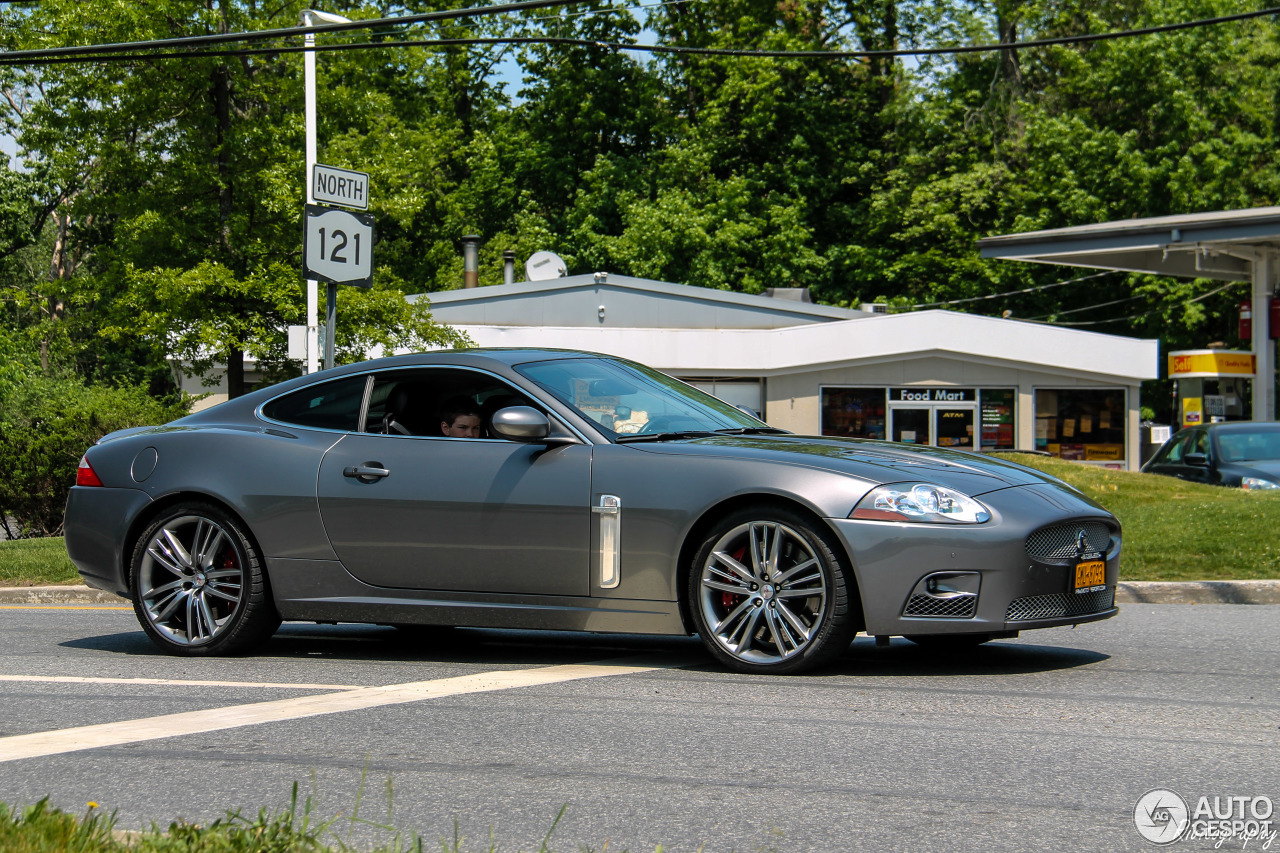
[[130, 503, 279, 656], [689, 506, 856, 674]]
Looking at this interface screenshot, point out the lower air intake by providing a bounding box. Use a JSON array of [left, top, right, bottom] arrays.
[[1006, 589, 1115, 622], [903, 593, 978, 619]]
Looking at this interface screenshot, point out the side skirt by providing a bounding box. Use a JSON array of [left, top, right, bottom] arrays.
[[266, 557, 688, 635]]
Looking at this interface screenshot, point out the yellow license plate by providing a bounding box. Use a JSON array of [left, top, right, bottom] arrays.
[[1074, 559, 1106, 593]]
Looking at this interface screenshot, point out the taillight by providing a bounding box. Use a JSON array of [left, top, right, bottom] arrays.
[[76, 455, 103, 487]]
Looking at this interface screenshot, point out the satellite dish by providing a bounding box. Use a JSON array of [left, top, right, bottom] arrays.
[[526, 251, 568, 281]]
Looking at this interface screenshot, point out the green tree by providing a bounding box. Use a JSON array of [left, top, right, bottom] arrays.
[[3, 0, 467, 398]]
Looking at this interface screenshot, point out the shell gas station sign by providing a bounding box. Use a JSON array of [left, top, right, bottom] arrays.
[[1168, 350, 1256, 379], [1169, 350, 1256, 428]]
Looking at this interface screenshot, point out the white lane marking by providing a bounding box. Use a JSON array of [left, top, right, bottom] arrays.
[[0, 675, 361, 690], [0, 605, 132, 611], [0, 657, 670, 764]]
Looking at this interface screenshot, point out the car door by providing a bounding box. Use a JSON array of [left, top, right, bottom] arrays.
[[1178, 429, 1213, 483], [316, 367, 592, 596], [1151, 429, 1211, 482]]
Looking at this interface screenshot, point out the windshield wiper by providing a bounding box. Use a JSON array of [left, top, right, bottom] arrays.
[[713, 427, 791, 435], [615, 431, 716, 443]]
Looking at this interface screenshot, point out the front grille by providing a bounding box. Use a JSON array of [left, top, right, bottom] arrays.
[[1006, 588, 1115, 622], [903, 593, 977, 619], [1025, 521, 1113, 561]]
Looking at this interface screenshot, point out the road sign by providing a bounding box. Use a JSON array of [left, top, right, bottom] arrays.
[[304, 205, 374, 288], [312, 164, 369, 210]]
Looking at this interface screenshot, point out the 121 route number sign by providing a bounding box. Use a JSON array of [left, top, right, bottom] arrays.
[[304, 204, 375, 288]]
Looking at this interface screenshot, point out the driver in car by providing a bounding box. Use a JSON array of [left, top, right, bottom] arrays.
[[439, 396, 483, 438]]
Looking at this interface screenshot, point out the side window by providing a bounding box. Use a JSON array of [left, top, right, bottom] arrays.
[[1163, 432, 1193, 464], [261, 375, 368, 431], [363, 368, 535, 438], [1192, 431, 1210, 457]]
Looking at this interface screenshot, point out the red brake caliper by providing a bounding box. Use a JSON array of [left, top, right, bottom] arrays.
[[721, 546, 748, 611]]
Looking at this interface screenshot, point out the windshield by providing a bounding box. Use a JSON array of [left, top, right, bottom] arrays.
[[1216, 429, 1280, 463], [515, 357, 766, 438]]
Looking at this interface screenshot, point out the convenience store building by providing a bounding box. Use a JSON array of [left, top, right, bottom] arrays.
[[417, 274, 1159, 469]]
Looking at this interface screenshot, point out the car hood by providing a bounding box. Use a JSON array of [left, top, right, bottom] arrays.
[[1221, 459, 1280, 482], [628, 434, 1072, 496]]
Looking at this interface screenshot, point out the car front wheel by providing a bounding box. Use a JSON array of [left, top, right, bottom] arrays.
[[688, 506, 856, 674], [130, 502, 279, 656]]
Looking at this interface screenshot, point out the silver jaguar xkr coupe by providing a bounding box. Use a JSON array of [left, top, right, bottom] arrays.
[[65, 349, 1120, 674]]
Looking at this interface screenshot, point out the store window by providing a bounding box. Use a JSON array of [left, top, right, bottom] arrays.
[[1035, 389, 1126, 462], [980, 389, 1016, 450], [822, 388, 886, 439]]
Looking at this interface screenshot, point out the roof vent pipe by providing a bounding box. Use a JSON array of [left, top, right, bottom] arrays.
[[765, 287, 812, 302], [461, 235, 481, 288], [503, 250, 516, 286]]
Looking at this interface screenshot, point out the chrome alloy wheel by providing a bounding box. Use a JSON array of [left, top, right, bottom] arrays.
[[137, 515, 246, 646], [698, 521, 828, 665]]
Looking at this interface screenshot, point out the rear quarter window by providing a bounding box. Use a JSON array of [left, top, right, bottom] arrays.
[[261, 375, 367, 431]]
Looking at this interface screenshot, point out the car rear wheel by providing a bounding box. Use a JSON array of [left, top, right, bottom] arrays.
[[688, 506, 856, 674], [130, 503, 279, 656]]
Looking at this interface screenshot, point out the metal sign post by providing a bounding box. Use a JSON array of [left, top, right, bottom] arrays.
[[300, 8, 352, 373]]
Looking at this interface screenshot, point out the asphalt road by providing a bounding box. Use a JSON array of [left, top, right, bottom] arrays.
[[0, 603, 1277, 852]]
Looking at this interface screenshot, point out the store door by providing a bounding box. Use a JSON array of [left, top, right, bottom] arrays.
[[889, 405, 978, 449], [890, 407, 931, 445], [936, 406, 976, 449]]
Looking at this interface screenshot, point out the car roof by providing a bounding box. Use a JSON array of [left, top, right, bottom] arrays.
[[1203, 422, 1280, 433], [328, 347, 608, 372], [175, 348, 616, 425]]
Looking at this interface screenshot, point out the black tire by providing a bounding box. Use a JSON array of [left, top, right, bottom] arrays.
[[687, 505, 857, 675], [130, 502, 280, 656], [903, 634, 992, 649]]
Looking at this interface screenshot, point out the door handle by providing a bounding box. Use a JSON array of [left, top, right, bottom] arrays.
[[343, 463, 390, 482]]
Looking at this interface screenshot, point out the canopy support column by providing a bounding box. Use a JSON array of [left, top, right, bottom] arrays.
[[1252, 253, 1276, 422]]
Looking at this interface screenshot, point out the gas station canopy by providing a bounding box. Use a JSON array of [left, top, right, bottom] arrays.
[[977, 207, 1280, 422]]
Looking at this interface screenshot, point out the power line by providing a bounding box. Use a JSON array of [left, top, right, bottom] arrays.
[[1025, 293, 1145, 320], [0, 0, 587, 62], [911, 270, 1117, 309], [0, 3, 1276, 67], [1046, 280, 1246, 326]]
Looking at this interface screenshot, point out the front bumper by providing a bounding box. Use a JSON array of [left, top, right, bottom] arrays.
[[64, 486, 153, 597], [830, 483, 1121, 637]]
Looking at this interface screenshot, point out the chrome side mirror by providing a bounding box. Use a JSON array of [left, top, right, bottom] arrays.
[[489, 406, 551, 442]]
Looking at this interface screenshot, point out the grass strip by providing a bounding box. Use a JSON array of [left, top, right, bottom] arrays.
[[0, 538, 80, 586], [994, 453, 1280, 582], [0, 790, 643, 852]]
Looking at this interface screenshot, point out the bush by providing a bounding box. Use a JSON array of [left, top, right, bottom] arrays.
[[0, 371, 189, 538]]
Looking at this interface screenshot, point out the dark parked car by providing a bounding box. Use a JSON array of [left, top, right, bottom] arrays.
[[1141, 421, 1280, 490], [65, 349, 1121, 674]]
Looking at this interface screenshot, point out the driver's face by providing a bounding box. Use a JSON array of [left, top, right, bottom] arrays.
[[442, 415, 482, 438]]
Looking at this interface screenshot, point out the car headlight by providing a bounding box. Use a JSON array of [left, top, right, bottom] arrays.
[[851, 483, 991, 523], [1241, 476, 1280, 491]]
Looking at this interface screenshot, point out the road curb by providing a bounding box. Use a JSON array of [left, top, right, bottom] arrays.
[[3, 582, 1280, 606], [1115, 580, 1280, 605], [0, 585, 126, 605]]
